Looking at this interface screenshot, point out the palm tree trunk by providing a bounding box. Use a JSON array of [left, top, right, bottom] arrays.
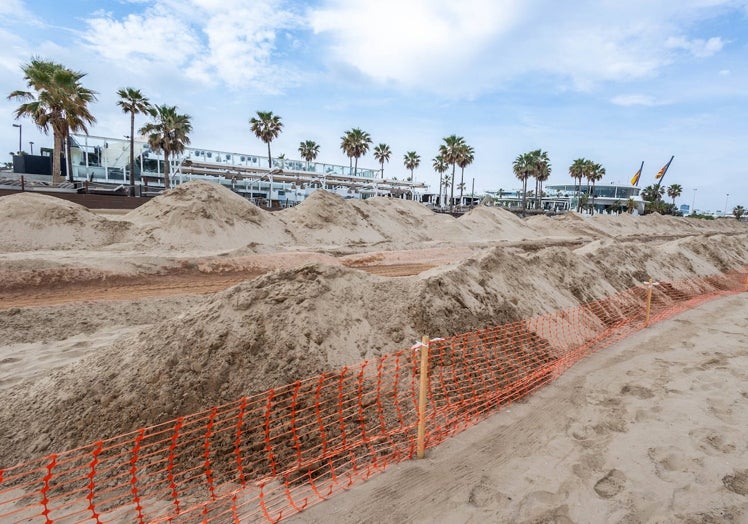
[[66, 133, 75, 183], [354, 156, 358, 177], [459, 166, 465, 206], [52, 132, 62, 186], [381, 161, 385, 179], [129, 113, 135, 196], [438, 173, 443, 206], [449, 164, 456, 211], [534, 178, 539, 209], [163, 150, 171, 190], [591, 182, 596, 215], [267, 143, 272, 169]]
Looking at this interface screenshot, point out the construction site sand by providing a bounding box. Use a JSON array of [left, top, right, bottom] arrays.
[[0, 182, 747, 517]]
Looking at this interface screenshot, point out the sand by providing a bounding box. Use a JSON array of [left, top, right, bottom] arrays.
[[288, 293, 748, 524], [0, 182, 746, 519]]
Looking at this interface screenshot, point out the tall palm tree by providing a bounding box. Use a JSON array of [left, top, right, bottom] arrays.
[[587, 161, 605, 214], [373, 143, 391, 178], [403, 151, 420, 181], [432, 155, 448, 207], [249, 110, 283, 169], [9, 58, 97, 186], [733, 205, 745, 220], [569, 158, 587, 212], [531, 149, 551, 210], [340, 128, 372, 177], [512, 152, 533, 212], [439, 135, 466, 211], [139, 105, 192, 190], [667, 183, 683, 205], [456, 144, 474, 206], [117, 87, 151, 196], [298, 140, 320, 171], [442, 174, 452, 206]]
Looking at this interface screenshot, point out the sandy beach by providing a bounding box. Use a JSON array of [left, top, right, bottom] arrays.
[[0, 182, 746, 521], [289, 293, 748, 524]]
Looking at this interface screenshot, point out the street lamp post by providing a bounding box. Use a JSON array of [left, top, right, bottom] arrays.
[[691, 188, 697, 213], [725, 193, 730, 216], [29, 141, 34, 155], [12, 124, 21, 154]]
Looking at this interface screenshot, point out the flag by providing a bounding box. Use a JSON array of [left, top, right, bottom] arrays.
[[656, 156, 674, 180], [630, 161, 643, 186]]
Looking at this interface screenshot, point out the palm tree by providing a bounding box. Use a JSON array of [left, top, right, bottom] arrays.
[[641, 184, 665, 203], [249, 110, 283, 169], [9, 58, 97, 186], [569, 158, 587, 212], [403, 151, 420, 181], [733, 205, 745, 220], [432, 155, 448, 207], [340, 128, 372, 177], [456, 144, 474, 207], [298, 140, 319, 171], [439, 135, 466, 211], [512, 152, 533, 212], [587, 162, 605, 214], [373, 143, 391, 178], [528, 149, 551, 210], [666, 183, 683, 205], [139, 105, 192, 190], [117, 87, 151, 196], [442, 174, 452, 206]]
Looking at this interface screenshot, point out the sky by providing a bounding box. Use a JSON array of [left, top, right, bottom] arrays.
[[1, 0, 747, 213]]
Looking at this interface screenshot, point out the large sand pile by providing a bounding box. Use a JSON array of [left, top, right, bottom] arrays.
[[125, 180, 294, 252], [458, 206, 537, 242], [1, 232, 746, 467], [278, 190, 386, 246], [350, 197, 462, 244], [0, 193, 131, 252]]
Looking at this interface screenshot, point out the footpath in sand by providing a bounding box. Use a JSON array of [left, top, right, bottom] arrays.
[[289, 293, 748, 524]]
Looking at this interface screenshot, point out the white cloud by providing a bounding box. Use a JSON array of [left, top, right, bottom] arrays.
[[82, 0, 300, 91], [0, 0, 31, 18], [310, 0, 526, 91], [308, 0, 737, 96], [666, 36, 725, 57]]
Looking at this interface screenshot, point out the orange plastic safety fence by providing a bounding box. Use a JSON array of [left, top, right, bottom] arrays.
[[0, 269, 745, 523]]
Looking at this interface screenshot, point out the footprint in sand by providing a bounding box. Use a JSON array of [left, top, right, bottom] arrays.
[[647, 447, 703, 482], [593, 469, 626, 498], [707, 398, 737, 424], [467, 476, 509, 508], [689, 428, 737, 455], [723, 470, 748, 496], [620, 384, 654, 399]]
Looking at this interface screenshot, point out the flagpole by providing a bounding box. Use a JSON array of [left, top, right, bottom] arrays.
[[655, 155, 674, 191]]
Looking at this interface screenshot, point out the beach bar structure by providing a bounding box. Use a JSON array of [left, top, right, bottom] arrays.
[[54, 135, 429, 207]]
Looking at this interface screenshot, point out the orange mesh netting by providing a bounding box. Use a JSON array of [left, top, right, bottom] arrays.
[[0, 269, 745, 523]]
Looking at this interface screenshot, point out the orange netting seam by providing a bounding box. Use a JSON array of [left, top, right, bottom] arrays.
[[0, 269, 745, 523]]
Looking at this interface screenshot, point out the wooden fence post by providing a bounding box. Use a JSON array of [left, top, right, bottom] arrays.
[[416, 335, 429, 459], [645, 279, 653, 327]]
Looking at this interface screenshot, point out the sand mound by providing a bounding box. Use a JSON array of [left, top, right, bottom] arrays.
[[348, 197, 441, 244], [279, 190, 386, 246], [457, 207, 534, 241], [0, 193, 130, 252], [6, 231, 747, 466], [125, 181, 292, 251]]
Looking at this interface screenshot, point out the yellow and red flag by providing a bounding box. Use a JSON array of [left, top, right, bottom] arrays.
[[630, 161, 643, 186], [656, 156, 674, 180]]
